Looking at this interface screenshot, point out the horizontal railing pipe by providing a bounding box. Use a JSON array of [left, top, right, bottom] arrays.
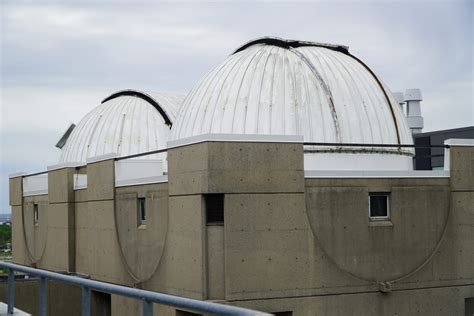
[[303, 142, 450, 149], [19, 170, 49, 178], [114, 148, 168, 161], [0, 262, 270, 316]]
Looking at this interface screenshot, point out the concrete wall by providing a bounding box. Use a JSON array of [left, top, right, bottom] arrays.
[[233, 284, 474, 316], [8, 140, 474, 315], [75, 159, 132, 285], [0, 279, 82, 316]]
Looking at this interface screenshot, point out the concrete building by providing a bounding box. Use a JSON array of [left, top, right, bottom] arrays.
[[6, 37, 474, 315]]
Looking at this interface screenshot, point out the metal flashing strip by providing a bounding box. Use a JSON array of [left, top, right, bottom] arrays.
[[47, 162, 84, 171], [304, 170, 450, 179], [8, 172, 27, 179], [444, 138, 474, 147], [101, 90, 174, 126], [167, 133, 304, 149], [232, 37, 349, 55], [86, 153, 118, 164], [115, 175, 168, 188]]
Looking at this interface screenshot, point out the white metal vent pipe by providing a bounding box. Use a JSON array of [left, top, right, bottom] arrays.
[[404, 88, 423, 134]]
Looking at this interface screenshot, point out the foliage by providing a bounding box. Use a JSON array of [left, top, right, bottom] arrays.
[[0, 224, 12, 249]]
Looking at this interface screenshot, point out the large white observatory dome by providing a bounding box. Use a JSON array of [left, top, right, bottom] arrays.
[[171, 37, 414, 170], [58, 90, 185, 163]]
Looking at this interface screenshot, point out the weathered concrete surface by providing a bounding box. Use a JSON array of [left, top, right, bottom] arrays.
[[305, 182, 450, 282], [450, 146, 474, 191], [399, 191, 474, 287], [48, 168, 75, 204], [168, 142, 304, 195], [224, 193, 318, 300], [74, 188, 88, 203], [143, 194, 206, 299], [8, 141, 474, 316], [115, 184, 168, 282], [0, 279, 81, 316], [22, 196, 49, 265], [39, 203, 75, 272], [233, 284, 474, 315], [11, 205, 29, 265], [111, 295, 176, 316], [87, 160, 114, 201], [10, 176, 28, 265], [206, 225, 225, 300], [75, 199, 131, 285], [9, 176, 22, 207]]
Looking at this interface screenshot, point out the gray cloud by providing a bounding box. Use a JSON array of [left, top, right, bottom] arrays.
[[1, 0, 473, 212]]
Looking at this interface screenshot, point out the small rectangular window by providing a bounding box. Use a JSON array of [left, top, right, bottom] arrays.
[[369, 193, 390, 219], [33, 203, 39, 224], [137, 197, 146, 226], [205, 194, 224, 225]]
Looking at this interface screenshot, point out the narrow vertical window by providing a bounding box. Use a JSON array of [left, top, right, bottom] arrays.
[[205, 194, 224, 225], [369, 193, 390, 220], [137, 197, 146, 226], [33, 203, 39, 224]]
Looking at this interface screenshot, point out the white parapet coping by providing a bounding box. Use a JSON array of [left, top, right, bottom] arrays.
[[167, 133, 304, 149], [304, 170, 450, 179], [445, 138, 474, 147], [443, 138, 474, 171], [8, 172, 27, 179], [86, 152, 118, 164], [47, 162, 84, 171]]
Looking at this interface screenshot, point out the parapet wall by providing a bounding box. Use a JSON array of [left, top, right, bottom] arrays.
[[8, 136, 474, 315]]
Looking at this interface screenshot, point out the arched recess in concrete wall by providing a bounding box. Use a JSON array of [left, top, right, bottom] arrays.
[[22, 201, 48, 264], [114, 191, 168, 284], [305, 185, 451, 283]]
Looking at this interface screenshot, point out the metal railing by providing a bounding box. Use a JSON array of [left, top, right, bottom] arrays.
[[0, 262, 270, 316], [114, 148, 168, 161], [302, 142, 450, 163], [302, 142, 450, 149]]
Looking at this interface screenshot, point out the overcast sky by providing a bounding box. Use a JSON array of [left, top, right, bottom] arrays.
[[1, 0, 473, 213]]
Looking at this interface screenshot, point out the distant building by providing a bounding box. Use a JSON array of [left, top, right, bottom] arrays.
[[413, 126, 474, 170], [7, 37, 474, 315]]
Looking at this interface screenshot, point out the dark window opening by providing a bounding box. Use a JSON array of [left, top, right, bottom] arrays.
[[91, 290, 111, 316], [33, 204, 39, 224], [273, 312, 293, 316], [465, 297, 474, 316], [205, 194, 224, 225], [137, 197, 146, 226], [369, 193, 390, 219]]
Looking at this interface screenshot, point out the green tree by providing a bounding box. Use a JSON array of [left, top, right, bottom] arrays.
[[0, 224, 12, 249]]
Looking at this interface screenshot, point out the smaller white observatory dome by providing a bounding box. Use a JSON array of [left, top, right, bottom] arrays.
[[171, 37, 414, 170], [58, 90, 185, 163]]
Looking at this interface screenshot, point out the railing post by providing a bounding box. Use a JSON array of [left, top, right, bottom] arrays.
[[7, 268, 14, 314], [82, 286, 90, 316], [39, 276, 48, 316], [143, 299, 153, 316]]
